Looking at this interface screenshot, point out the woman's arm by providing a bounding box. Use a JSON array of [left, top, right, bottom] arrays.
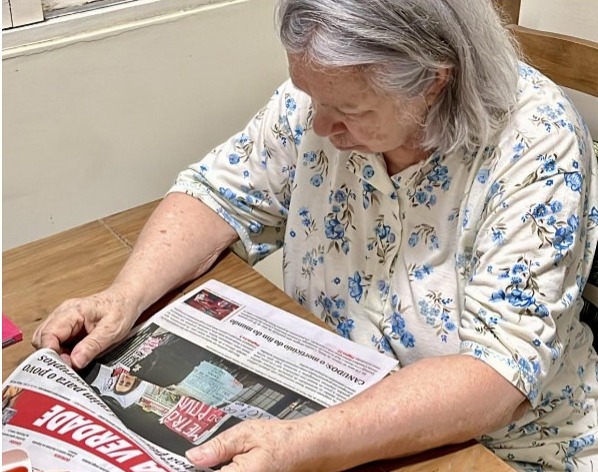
[[187, 354, 527, 471], [33, 192, 238, 368]]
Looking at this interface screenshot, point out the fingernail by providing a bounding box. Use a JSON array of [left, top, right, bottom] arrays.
[[71, 352, 86, 369], [186, 449, 204, 463]]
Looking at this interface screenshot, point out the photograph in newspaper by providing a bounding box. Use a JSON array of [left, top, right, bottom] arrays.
[[84, 323, 325, 457], [184, 289, 240, 320]]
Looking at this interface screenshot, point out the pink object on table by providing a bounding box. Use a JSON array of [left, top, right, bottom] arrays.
[[2, 313, 23, 348]]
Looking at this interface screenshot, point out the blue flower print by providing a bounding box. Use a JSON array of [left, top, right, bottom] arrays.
[[315, 292, 352, 338], [332, 189, 348, 204], [409, 264, 433, 281], [418, 291, 455, 342], [377, 279, 390, 298], [477, 169, 490, 184], [368, 216, 398, 263], [512, 140, 527, 160], [228, 153, 240, 165], [559, 433, 596, 471], [381, 294, 416, 350], [324, 184, 356, 254], [566, 434, 595, 457], [532, 104, 574, 133], [285, 96, 297, 114], [302, 150, 329, 186], [415, 191, 428, 204], [564, 171, 583, 193], [255, 243, 269, 256], [348, 272, 365, 303], [303, 151, 317, 164], [248, 221, 263, 234], [298, 207, 317, 237], [532, 203, 549, 219], [551, 200, 563, 213], [362, 181, 377, 209], [301, 246, 325, 279], [553, 224, 576, 252], [310, 174, 323, 187], [542, 157, 557, 173], [273, 114, 293, 148], [523, 198, 580, 264], [507, 288, 536, 308], [408, 224, 439, 250], [491, 225, 507, 246], [408, 233, 419, 247], [324, 217, 345, 240], [337, 319, 355, 338], [371, 334, 392, 353], [293, 125, 304, 146], [363, 165, 375, 180], [512, 353, 541, 401], [490, 258, 549, 317], [407, 157, 450, 208], [219, 187, 237, 202]]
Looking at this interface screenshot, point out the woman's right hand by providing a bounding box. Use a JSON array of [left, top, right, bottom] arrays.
[[32, 286, 139, 369]]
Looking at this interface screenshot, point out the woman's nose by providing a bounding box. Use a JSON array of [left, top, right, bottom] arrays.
[[312, 106, 345, 137]]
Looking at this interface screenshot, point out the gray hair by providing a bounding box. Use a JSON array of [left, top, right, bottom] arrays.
[[275, 0, 520, 155]]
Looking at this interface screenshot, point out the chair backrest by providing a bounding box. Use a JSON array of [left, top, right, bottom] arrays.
[[507, 25, 598, 98], [491, 0, 598, 337]]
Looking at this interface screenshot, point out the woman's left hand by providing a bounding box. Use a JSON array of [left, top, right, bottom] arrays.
[[185, 418, 322, 472]]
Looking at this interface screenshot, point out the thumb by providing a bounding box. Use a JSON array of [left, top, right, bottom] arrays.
[[186, 432, 241, 468], [69, 326, 115, 369]]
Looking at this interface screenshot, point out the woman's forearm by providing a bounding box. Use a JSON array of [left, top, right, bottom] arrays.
[[110, 192, 239, 319], [303, 354, 528, 471]]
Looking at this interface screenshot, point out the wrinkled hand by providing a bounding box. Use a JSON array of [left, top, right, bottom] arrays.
[[32, 287, 138, 369], [186, 418, 322, 472]]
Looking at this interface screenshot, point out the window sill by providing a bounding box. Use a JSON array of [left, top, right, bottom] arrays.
[[2, 0, 238, 58]]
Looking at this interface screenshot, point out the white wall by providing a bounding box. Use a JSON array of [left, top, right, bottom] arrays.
[[2, 0, 288, 250]]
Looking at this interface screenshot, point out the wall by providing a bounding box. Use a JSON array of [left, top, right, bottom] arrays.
[[2, 0, 288, 250]]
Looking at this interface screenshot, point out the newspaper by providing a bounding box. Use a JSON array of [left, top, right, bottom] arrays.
[[2, 279, 398, 471]]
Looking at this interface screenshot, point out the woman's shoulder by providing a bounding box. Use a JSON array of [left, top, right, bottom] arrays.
[[490, 62, 593, 167], [511, 62, 588, 140]]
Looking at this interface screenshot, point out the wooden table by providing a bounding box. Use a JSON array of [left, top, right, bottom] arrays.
[[2, 200, 514, 472]]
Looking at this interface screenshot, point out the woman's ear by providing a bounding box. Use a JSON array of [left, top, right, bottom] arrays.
[[426, 67, 451, 106]]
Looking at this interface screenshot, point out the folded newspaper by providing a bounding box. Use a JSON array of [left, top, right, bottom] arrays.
[[2, 280, 398, 471]]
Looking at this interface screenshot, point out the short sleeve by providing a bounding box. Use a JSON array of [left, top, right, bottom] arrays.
[[458, 67, 598, 407], [168, 80, 312, 265]]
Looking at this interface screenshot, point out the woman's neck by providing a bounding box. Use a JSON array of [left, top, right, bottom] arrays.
[[382, 145, 429, 175]]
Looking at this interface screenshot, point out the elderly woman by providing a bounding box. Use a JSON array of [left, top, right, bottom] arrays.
[[33, 0, 597, 470]]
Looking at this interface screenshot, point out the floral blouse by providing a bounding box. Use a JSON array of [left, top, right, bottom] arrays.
[[169, 64, 598, 471]]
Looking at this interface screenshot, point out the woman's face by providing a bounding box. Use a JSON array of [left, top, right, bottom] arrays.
[[287, 55, 428, 157], [115, 371, 137, 393]]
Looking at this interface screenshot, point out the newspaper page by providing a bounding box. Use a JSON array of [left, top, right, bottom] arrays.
[[2, 349, 186, 471], [3, 280, 398, 471]]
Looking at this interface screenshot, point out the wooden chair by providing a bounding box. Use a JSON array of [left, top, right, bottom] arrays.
[[492, 0, 598, 344]]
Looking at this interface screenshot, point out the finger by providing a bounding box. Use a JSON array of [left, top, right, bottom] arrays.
[[59, 352, 73, 368], [69, 321, 124, 369], [186, 429, 246, 468], [33, 313, 84, 353]]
